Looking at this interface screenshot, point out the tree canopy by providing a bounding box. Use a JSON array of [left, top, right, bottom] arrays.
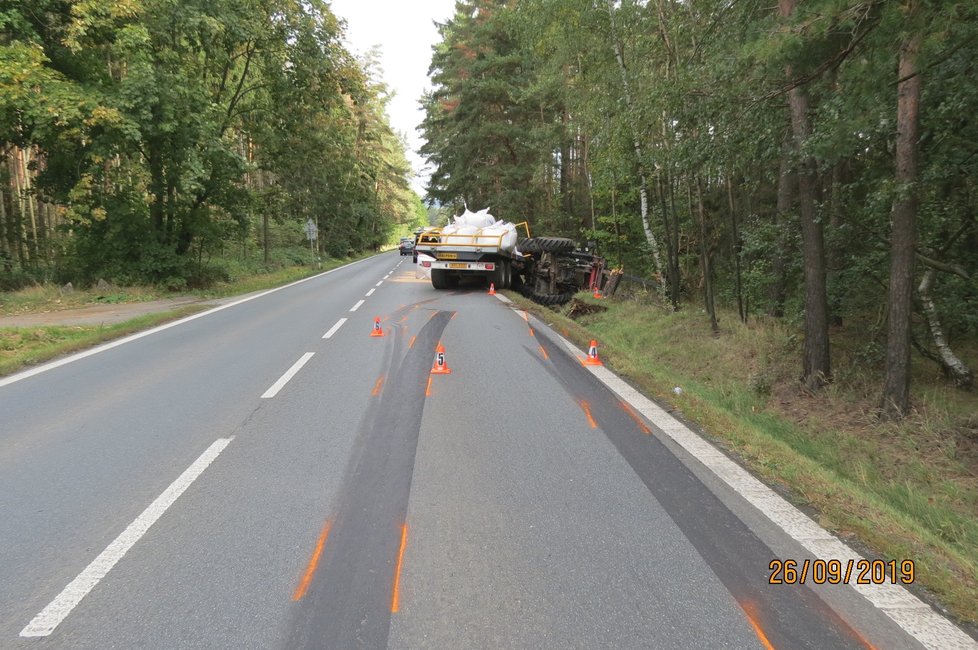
[[421, 0, 978, 415], [1, 0, 420, 287]]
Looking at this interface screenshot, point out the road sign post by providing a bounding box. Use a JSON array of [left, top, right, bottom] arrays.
[[305, 219, 319, 267]]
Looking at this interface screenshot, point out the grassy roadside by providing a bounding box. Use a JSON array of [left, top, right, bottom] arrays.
[[0, 254, 374, 317], [0, 307, 206, 376], [509, 290, 978, 627], [0, 253, 375, 376]]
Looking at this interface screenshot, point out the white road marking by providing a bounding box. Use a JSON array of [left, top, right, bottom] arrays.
[[375, 281, 383, 287], [541, 325, 978, 650], [365, 289, 376, 297], [322, 318, 347, 339], [20, 437, 233, 638], [349, 300, 365, 312], [261, 353, 314, 398], [0, 255, 379, 389]]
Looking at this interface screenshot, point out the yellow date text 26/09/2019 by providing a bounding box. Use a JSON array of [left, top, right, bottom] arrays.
[[768, 558, 915, 585]]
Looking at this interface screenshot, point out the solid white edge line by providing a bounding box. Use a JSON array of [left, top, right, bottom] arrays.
[[322, 318, 347, 339], [539, 326, 977, 650], [20, 437, 234, 638], [365, 288, 376, 297], [349, 300, 365, 312], [261, 352, 314, 399], [0, 255, 379, 389]]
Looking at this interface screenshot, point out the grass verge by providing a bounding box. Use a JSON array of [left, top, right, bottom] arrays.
[[0, 306, 205, 376], [0, 253, 376, 376], [509, 290, 978, 628]]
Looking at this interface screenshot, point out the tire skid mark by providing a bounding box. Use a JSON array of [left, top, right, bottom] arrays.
[[391, 524, 409, 613], [531, 330, 871, 650], [619, 399, 652, 435], [739, 600, 777, 650], [293, 521, 332, 601], [286, 312, 452, 649]]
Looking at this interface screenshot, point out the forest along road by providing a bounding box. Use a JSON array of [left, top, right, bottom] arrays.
[[0, 252, 963, 649]]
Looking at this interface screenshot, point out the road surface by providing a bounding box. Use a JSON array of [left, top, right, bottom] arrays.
[[0, 252, 972, 649]]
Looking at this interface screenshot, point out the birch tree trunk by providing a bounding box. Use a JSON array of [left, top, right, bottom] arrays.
[[918, 269, 973, 389]]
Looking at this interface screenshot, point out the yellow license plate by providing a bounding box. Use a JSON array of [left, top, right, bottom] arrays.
[[448, 263, 467, 269], [439, 253, 458, 260]]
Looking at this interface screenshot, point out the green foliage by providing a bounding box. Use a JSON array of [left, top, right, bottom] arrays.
[[1, 0, 420, 287], [422, 0, 977, 382]]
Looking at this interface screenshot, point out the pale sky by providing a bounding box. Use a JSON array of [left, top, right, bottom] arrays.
[[328, 0, 458, 196]]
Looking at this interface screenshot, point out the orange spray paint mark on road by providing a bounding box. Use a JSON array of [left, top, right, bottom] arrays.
[[538, 345, 549, 360], [739, 600, 775, 650], [391, 524, 408, 613], [578, 400, 598, 429], [619, 401, 652, 435], [408, 335, 417, 348], [292, 521, 332, 601], [371, 375, 385, 396], [520, 310, 529, 322], [451, 311, 458, 320], [528, 327, 535, 337], [425, 376, 433, 397], [397, 315, 409, 324]]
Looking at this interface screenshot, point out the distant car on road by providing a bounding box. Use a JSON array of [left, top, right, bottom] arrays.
[[398, 238, 415, 256]]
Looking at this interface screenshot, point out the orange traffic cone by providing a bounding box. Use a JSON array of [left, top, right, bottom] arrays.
[[370, 316, 385, 337], [582, 339, 603, 366], [488, 282, 496, 296], [592, 286, 603, 299], [431, 343, 452, 374]]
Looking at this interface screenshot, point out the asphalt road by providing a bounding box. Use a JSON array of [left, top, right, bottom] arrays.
[[0, 252, 966, 649]]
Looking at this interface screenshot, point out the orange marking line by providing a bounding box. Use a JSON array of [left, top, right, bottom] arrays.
[[520, 310, 529, 322], [397, 315, 409, 324], [528, 327, 535, 337], [371, 375, 385, 396], [619, 401, 652, 435], [538, 345, 549, 360], [578, 400, 597, 429], [425, 376, 433, 397], [451, 311, 458, 320], [739, 601, 775, 650], [293, 521, 332, 601], [391, 524, 408, 613], [408, 335, 417, 348]]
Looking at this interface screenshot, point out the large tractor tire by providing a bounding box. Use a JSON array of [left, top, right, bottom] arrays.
[[519, 237, 575, 254]]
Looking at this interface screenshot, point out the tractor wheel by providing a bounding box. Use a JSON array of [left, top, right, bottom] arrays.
[[521, 237, 575, 254]]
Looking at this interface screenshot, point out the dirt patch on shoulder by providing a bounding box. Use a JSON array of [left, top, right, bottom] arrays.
[[0, 298, 207, 328]]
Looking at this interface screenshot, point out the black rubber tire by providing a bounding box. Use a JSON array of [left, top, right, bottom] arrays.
[[519, 237, 575, 254], [431, 268, 450, 290], [510, 267, 524, 290], [502, 259, 512, 289]]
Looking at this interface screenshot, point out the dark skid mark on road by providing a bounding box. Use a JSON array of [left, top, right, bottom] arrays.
[[285, 311, 453, 650], [534, 334, 869, 650]]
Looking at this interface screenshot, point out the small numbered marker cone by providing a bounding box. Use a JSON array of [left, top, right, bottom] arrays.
[[370, 316, 385, 337], [431, 343, 452, 374], [582, 339, 603, 366], [488, 282, 496, 295]]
